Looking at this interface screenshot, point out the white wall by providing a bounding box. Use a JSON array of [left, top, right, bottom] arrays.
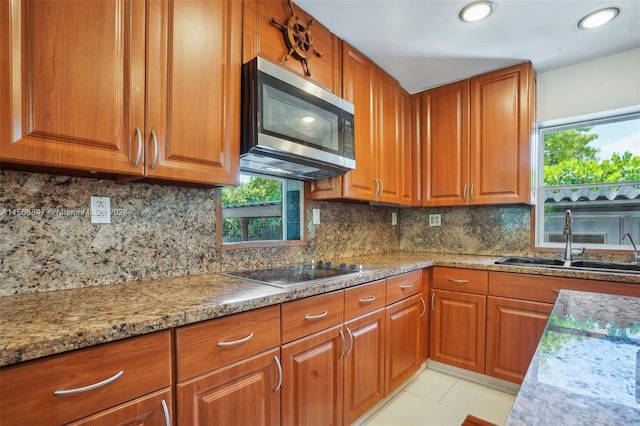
[[536, 48, 640, 122]]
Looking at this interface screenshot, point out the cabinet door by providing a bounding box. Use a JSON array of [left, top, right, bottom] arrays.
[[242, 0, 341, 95], [344, 309, 385, 425], [67, 388, 172, 426], [486, 296, 553, 384], [421, 80, 469, 206], [384, 294, 423, 394], [430, 290, 486, 373], [145, 0, 241, 185], [1, 0, 145, 175], [341, 42, 378, 201], [281, 325, 344, 426], [469, 62, 533, 204], [399, 88, 418, 205], [177, 348, 281, 426], [376, 70, 401, 203]]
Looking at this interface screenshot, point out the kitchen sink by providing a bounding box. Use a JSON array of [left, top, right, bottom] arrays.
[[495, 256, 640, 275], [570, 260, 640, 273]]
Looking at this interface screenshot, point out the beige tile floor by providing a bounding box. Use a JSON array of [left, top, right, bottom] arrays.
[[362, 369, 516, 426]]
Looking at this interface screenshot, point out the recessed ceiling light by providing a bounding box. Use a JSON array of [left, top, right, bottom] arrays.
[[459, 1, 495, 23], [578, 7, 620, 29]]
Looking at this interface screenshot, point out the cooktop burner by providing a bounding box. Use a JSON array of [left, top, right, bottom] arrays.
[[222, 261, 365, 288]]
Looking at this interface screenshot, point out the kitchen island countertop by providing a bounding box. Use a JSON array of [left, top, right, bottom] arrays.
[[506, 290, 640, 425], [2, 252, 639, 367]]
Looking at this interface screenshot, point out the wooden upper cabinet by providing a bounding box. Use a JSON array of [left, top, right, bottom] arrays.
[[309, 42, 415, 205], [145, 0, 241, 185], [376, 69, 401, 203], [242, 0, 341, 94], [418, 62, 534, 206], [341, 42, 379, 201], [420, 80, 470, 206], [1, 0, 145, 176], [469, 62, 534, 204], [1, 0, 240, 186], [399, 88, 418, 205]]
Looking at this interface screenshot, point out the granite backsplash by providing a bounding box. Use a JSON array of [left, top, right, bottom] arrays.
[[1, 170, 549, 296]]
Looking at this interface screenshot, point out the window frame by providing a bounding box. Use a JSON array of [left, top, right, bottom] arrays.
[[216, 174, 307, 251], [534, 105, 640, 253]]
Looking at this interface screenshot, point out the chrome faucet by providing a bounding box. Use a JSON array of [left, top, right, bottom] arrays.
[[563, 210, 584, 263], [622, 233, 640, 264]]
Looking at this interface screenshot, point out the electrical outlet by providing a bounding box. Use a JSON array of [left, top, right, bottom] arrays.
[[312, 208, 320, 225], [391, 212, 398, 225], [428, 214, 441, 227], [90, 196, 111, 224]]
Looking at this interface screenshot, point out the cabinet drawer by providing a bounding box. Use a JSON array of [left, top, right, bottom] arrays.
[[386, 270, 423, 304], [281, 290, 344, 343], [0, 331, 172, 426], [176, 305, 280, 382], [432, 267, 487, 294], [488, 271, 640, 303], [345, 279, 386, 320]]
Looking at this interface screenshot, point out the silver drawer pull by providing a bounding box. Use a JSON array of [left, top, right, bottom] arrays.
[[448, 279, 469, 284], [358, 296, 376, 303], [218, 332, 254, 347], [399, 283, 414, 289], [53, 370, 124, 395], [305, 310, 328, 320], [150, 130, 159, 170]]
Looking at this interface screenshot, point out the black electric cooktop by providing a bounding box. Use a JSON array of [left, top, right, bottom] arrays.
[[223, 262, 365, 288]]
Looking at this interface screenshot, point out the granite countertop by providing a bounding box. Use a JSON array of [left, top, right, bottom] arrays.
[[507, 290, 640, 425], [1, 252, 639, 368]]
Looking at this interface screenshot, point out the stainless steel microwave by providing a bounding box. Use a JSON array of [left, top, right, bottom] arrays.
[[241, 57, 355, 181]]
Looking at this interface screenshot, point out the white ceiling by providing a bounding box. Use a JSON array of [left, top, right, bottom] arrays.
[[295, 0, 640, 94]]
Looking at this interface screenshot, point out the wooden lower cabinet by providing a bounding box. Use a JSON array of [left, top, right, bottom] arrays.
[[68, 388, 172, 426], [343, 309, 385, 425], [430, 289, 486, 373], [384, 294, 424, 394], [176, 348, 281, 426], [281, 324, 344, 426], [485, 296, 552, 383]]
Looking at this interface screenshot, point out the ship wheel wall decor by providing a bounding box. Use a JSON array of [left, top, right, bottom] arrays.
[[270, 0, 323, 77]]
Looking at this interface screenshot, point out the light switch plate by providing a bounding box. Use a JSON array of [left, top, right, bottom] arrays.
[[90, 196, 111, 224], [312, 208, 320, 225], [429, 214, 441, 227], [391, 212, 398, 225]]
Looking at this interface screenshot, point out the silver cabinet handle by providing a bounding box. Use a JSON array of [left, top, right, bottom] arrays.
[[134, 126, 142, 167], [419, 297, 426, 318], [161, 399, 170, 426], [53, 370, 124, 395], [274, 355, 283, 392], [218, 332, 254, 347], [305, 310, 328, 320], [150, 130, 159, 169], [470, 183, 475, 202], [346, 327, 354, 356], [373, 178, 380, 198], [431, 293, 435, 312], [379, 179, 384, 196], [339, 329, 346, 359], [448, 279, 469, 284], [358, 296, 376, 303], [463, 184, 467, 203], [399, 283, 414, 289]]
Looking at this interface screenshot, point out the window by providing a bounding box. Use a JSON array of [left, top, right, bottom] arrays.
[[218, 173, 304, 247], [535, 107, 640, 251]]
